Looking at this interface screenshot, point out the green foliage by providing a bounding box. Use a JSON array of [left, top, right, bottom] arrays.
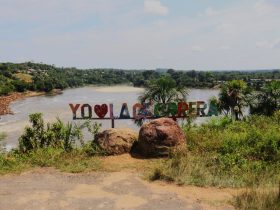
[[1, 115, 103, 175], [204, 116, 232, 129], [139, 75, 188, 104], [250, 81, 280, 116], [19, 113, 84, 152], [1, 62, 280, 97], [11, 79, 29, 92], [218, 80, 250, 120], [148, 115, 280, 188], [77, 120, 107, 156], [18, 113, 104, 157], [0, 148, 101, 175], [0, 85, 14, 95]]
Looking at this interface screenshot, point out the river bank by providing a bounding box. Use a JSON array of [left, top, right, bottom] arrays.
[[0, 90, 62, 116], [0, 86, 219, 148], [0, 86, 142, 116]]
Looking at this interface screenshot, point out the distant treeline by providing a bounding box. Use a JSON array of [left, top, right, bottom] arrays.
[[0, 62, 280, 96]]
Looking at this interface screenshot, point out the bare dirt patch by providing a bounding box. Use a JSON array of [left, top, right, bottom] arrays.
[[0, 155, 237, 210]]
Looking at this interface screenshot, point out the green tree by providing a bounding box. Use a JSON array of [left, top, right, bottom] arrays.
[[11, 80, 29, 92], [250, 81, 280, 116], [218, 80, 249, 120], [139, 75, 188, 104], [0, 83, 14, 95]]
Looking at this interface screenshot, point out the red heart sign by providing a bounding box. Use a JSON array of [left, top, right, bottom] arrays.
[[94, 104, 108, 118]]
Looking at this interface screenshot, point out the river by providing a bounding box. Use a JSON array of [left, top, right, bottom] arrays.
[[0, 86, 219, 150]]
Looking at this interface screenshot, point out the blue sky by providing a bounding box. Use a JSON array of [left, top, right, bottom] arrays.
[[0, 0, 280, 70]]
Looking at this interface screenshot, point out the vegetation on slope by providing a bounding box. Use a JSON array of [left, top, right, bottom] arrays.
[[1, 61, 280, 96], [148, 115, 280, 187]]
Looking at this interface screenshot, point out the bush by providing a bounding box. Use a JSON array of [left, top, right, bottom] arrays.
[[19, 113, 84, 152], [0, 83, 14, 95], [11, 79, 29, 92], [18, 113, 103, 156], [148, 115, 280, 187]]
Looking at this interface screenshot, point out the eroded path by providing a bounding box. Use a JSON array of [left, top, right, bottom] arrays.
[[0, 155, 236, 210]]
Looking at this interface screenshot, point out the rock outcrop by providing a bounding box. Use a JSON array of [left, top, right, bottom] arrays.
[[132, 118, 186, 157], [95, 128, 138, 155]]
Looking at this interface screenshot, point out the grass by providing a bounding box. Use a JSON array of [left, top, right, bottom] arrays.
[[14, 73, 33, 83], [147, 115, 280, 188], [0, 147, 159, 175], [145, 115, 280, 209], [0, 148, 102, 175], [147, 149, 280, 188], [233, 187, 280, 210]]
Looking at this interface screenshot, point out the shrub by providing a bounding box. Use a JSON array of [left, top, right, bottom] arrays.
[[18, 113, 103, 156], [148, 115, 280, 187], [19, 113, 84, 152], [11, 79, 29, 92], [0, 83, 14, 95]]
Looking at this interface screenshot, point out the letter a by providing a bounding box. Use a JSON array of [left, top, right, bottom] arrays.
[[120, 103, 131, 119]]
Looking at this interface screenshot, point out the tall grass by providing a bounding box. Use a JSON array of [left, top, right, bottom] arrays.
[[148, 115, 280, 188], [233, 187, 280, 210]]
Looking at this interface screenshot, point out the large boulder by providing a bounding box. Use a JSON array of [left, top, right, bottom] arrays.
[[95, 128, 138, 155], [132, 118, 186, 157]]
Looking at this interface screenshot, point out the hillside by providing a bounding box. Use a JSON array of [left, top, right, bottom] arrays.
[[1, 62, 280, 96]]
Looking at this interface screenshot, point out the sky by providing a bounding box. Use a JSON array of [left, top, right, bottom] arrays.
[[0, 0, 280, 70]]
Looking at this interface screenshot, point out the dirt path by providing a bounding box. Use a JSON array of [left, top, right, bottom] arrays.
[[0, 155, 237, 210]]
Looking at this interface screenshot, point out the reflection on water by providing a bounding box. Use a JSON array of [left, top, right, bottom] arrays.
[[0, 86, 219, 148]]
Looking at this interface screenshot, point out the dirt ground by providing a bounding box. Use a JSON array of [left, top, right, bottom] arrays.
[[0, 155, 237, 210]]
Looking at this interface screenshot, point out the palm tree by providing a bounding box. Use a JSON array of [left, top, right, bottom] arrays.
[[218, 80, 249, 120], [250, 81, 280, 116], [139, 75, 188, 104], [134, 76, 187, 126]]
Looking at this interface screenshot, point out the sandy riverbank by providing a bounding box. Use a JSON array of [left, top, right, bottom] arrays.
[[95, 85, 144, 93], [0, 90, 62, 116], [0, 86, 142, 116]]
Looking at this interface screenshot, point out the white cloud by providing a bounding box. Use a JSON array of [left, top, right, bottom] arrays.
[[1, 0, 280, 69], [220, 45, 231, 50], [204, 7, 219, 17], [192, 46, 204, 52], [256, 39, 280, 49], [254, 0, 278, 15], [216, 23, 236, 35], [144, 0, 169, 16]]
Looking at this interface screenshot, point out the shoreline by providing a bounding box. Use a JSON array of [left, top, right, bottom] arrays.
[[94, 85, 144, 93], [0, 85, 218, 116], [0, 90, 62, 116]]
